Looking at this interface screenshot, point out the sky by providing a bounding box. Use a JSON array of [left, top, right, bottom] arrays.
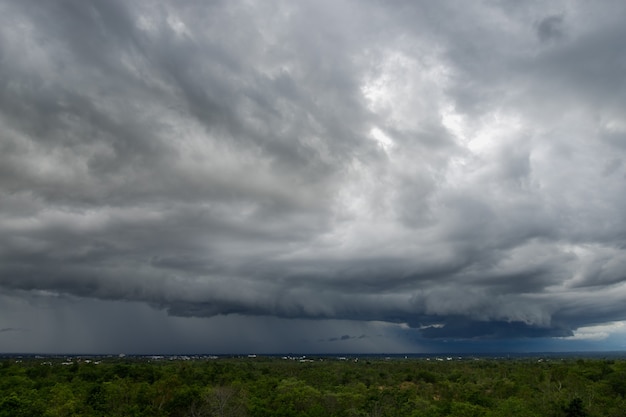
[[1, 0, 626, 354]]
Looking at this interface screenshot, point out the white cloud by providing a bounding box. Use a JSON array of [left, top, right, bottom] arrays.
[[564, 321, 626, 341]]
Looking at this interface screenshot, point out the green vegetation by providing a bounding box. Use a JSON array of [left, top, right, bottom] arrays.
[[1, 355, 625, 416]]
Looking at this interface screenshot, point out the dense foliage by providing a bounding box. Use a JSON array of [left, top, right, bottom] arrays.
[[1, 355, 625, 416]]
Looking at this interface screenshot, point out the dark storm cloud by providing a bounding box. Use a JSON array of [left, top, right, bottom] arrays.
[[1, 0, 626, 351], [321, 334, 367, 343], [419, 320, 572, 339]]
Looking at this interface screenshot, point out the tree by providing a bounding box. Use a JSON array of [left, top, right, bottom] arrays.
[[190, 386, 247, 417], [563, 398, 588, 417]]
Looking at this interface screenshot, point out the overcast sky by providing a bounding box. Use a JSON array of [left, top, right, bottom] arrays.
[[2, 0, 626, 354]]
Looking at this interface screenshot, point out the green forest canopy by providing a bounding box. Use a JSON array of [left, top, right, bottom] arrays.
[[1, 355, 625, 416]]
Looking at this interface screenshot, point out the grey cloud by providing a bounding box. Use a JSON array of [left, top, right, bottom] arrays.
[[0, 327, 26, 333], [1, 0, 626, 352], [536, 15, 565, 43]]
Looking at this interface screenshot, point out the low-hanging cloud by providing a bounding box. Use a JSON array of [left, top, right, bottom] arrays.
[[1, 0, 626, 349]]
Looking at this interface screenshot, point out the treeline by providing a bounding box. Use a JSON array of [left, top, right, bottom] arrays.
[[1, 356, 626, 416]]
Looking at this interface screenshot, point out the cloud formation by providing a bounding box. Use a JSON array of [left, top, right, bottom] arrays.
[[1, 0, 626, 352]]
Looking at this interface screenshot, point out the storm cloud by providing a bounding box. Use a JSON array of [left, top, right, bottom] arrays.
[[1, 0, 626, 353]]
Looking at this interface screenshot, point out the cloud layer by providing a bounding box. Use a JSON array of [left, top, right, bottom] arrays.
[[1, 0, 626, 351]]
